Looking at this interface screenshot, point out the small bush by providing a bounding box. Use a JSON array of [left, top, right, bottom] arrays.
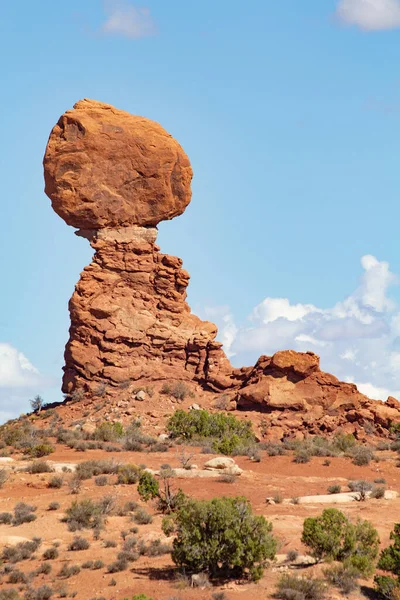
[[107, 558, 128, 573], [286, 550, 299, 562], [93, 422, 124, 442], [58, 564, 81, 578], [117, 464, 140, 485], [104, 539, 117, 548], [68, 476, 82, 495], [133, 507, 153, 525], [327, 485, 341, 494], [75, 459, 118, 480], [48, 476, 63, 489], [2, 538, 41, 563], [371, 486, 386, 499], [350, 446, 374, 466], [35, 562, 52, 575], [273, 494, 284, 504], [324, 564, 359, 595], [13, 502, 37, 526], [8, 569, 27, 584], [93, 559, 104, 570], [47, 502, 60, 511], [64, 499, 103, 531], [27, 444, 54, 458], [43, 547, 58, 560], [218, 473, 237, 483], [26, 461, 53, 474], [24, 585, 53, 600], [0, 512, 12, 524], [293, 449, 311, 464], [276, 574, 326, 600], [95, 475, 108, 487], [0, 468, 9, 487], [68, 536, 90, 551]]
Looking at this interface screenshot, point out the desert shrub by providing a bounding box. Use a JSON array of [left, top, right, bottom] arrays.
[[276, 574, 327, 600], [2, 538, 41, 563], [162, 516, 175, 536], [24, 586, 53, 600], [333, 433, 357, 453], [35, 562, 52, 575], [273, 494, 284, 504], [375, 523, 400, 599], [167, 382, 189, 401], [324, 563, 360, 594], [93, 559, 104, 569], [58, 564, 80, 578], [107, 558, 128, 573], [286, 550, 299, 562], [75, 459, 118, 480], [8, 569, 27, 584], [0, 512, 12, 524], [68, 476, 82, 495], [293, 448, 311, 464], [375, 477, 387, 484], [133, 507, 153, 525], [0, 590, 21, 600], [302, 508, 379, 575], [261, 442, 286, 456], [371, 486, 386, 499], [117, 464, 140, 485], [138, 468, 185, 513], [26, 444, 54, 458], [144, 538, 171, 557], [13, 502, 37, 525], [26, 461, 53, 474], [63, 499, 103, 531], [166, 409, 255, 454], [218, 473, 237, 483], [48, 476, 63, 489], [348, 479, 373, 501], [30, 395, 44, 413], [68, 536, 90, 551], [350, 446, 374, 466], [95, 475, 108, 487], [171, 496, 276, 581], [43, 547, 58, 560], [0, 468, 9, 487], [104, 539, 117, 548], [327, 484, 341, 494], [93, 422, 124, 442], [47, 502, 60, 511]]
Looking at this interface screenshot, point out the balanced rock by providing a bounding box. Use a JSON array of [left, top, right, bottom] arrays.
[[44, 99, 400, 439], [44, 99, 192, 229]]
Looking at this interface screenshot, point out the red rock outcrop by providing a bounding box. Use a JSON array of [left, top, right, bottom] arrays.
[[44, 99, 400, 438]]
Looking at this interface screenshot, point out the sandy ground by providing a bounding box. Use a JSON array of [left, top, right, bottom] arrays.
[[0, 442, 398, 600]]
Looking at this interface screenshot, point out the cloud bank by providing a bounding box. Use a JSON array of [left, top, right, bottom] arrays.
[[101, 1, 156, 39], [0, 343, 45, 422], [204, 255, 400, 401], [336, 0, 400, 31]]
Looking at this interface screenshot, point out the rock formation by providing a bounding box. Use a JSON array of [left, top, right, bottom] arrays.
[[44, 99, 400, 438]]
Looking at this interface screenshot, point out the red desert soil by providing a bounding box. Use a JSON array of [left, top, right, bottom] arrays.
[[0, 437, 399, 600]]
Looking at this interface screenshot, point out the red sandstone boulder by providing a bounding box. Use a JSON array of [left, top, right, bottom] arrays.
[[44, 99, 192, 229]]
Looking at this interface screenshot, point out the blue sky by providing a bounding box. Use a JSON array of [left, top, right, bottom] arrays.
[[2, 0, 400, 420]]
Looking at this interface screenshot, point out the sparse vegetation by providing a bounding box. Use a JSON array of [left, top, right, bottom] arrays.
[[167, 409, 255, 455], [13, 502, 37, 526], [327, 484, 341, 494], [276, 574, 327, 600], [63, 499, 104, 531], [138, 467, 185, 513], [375, 523, 400, 599], [68, 536, 90, 551], [48, 475, 63, 489]]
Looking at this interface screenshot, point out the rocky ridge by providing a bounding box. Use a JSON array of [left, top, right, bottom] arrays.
[[43, 99, 400, 439]]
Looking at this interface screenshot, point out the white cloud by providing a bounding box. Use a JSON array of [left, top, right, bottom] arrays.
[[0, 343, 40, 388], [205, 255, 400, 400], [0, 343, 49, 422], [101, 1, 156, 39], [336, 0, 400, 31]]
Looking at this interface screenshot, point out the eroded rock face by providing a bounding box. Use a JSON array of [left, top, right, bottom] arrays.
[[62, 225, 232, 394], [44, 99, 192, 229], [44, 99, 400, 438]]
